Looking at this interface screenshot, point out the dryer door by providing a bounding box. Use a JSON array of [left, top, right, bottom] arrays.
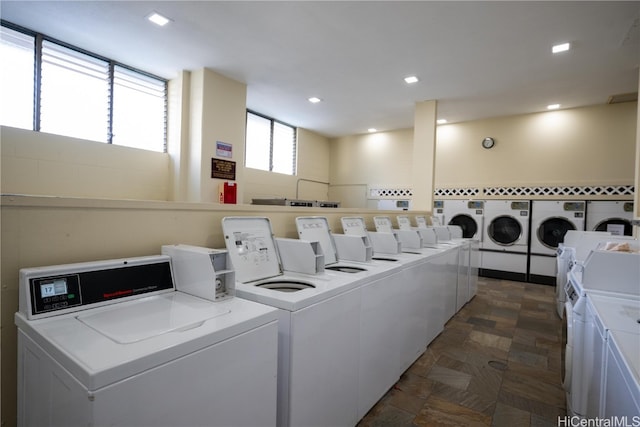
[[448, 214, 478, 239], [537, 217, 576, 249], [593, 218, 633, 236], [487, 215, 522, 246]]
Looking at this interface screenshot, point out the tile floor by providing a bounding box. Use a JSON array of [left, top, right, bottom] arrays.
[[357, 277, 565, 427]]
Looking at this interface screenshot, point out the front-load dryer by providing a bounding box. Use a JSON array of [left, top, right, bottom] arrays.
[[529, 200, 585, 285], [480, 200, 530, 282], [221, 216, 367, 427], [586, 200, 634, 236], [432, 200, 445, 225], [15, 255, 279, 427], [443, 199, 485, 240]]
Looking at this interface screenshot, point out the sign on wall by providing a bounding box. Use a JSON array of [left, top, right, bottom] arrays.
[[211, 159, 236, 180], [216, 141, 233, 158]]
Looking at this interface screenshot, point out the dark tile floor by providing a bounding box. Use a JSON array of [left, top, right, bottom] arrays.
[[357, 277, 565, 427]]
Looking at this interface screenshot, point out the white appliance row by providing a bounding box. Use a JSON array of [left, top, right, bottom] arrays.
[[16, 215, 475, 427], [561, 243, 640, 419], [436, 199, 634, 285]]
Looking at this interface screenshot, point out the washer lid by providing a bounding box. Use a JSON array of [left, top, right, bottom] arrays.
[[222, 217, 283, 283], [77, 295, 231, 344], [295, 216, 338, 265], [342, 216, 368, 236], [374, 216, 394, 233]]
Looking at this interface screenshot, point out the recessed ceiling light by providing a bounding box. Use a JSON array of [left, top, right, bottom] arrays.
[[368, 128, 377, 133], [404, 76, 419, 84], [148, 12, 170, 26], [547, 104, 561, 110], [552, 42, 570, 53], [436, 119, 448, 124], [308, 97, 322, 103]]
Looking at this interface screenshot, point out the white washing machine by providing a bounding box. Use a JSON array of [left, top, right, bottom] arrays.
[[602, 329, 640, 418], [15, 255, 279, 427], [375, 215, 463, 332], [339, 216, 451, 369], [584, 293, 640, 419], [443, 199, 485, 240], [555, 231, 634, 318], [221, 216, 369, 427], [529, 200, 586, 285], [562, 245, 640, 417], [295, 215, 416, 420], [480, 200, 530, 282], [586, 200, 635, 236]]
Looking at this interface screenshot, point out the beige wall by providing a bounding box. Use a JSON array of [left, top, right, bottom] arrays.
[[327, 103, 637, 205], [435, 102, 637, 192], [329, 128, 414, 207], [0, 126, 170, 200], [0, 195, 427, 426]]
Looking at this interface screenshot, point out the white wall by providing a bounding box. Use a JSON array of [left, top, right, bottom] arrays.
[[0, 126, 170, 200]]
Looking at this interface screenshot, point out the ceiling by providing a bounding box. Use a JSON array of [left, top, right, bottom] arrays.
[[2, 1, 639, 137]]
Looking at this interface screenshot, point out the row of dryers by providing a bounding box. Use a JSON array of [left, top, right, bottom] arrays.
[[15, 215, 477, 427], [433, 199, 635, 284]]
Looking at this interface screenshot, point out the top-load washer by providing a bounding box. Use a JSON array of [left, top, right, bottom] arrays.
[[340, 216, 449, 353], [584, 293, 640, 419], [221, 216, 372, 427], [15, 254, 279, 427], [295, 215, 411, 420], [555, 231, 633, 318], [561, 243, 639, 417], [443, 200, 485, 240], [586, 200, 634, 236], [480, 200, 530, 282], [529, 200, 585, 285], [371, 215, 462, 339]]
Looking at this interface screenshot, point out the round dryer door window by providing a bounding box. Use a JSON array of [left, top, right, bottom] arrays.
[[537, 217, 576, 249], [448, 214, 477, 239], [488, 215, 522, 246], [594, 219, 633, 236]]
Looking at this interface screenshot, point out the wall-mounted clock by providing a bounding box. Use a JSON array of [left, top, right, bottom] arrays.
[[482, 137, 495, 149]]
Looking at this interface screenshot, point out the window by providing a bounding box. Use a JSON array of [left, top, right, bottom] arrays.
[[112, 66, 166, 152], [245, 111, 296, 175], [0, 22, 167, 153], [0, 26, 34, 129], [40, 40, 110, 142]]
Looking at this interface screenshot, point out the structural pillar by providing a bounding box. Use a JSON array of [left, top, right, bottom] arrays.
[[412, 100, 438, 212]]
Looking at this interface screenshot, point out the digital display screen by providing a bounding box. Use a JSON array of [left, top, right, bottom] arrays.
[[40, 278, 68, 298]]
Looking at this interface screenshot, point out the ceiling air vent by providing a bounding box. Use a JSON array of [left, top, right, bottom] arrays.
[[607, 92, 638, 104]]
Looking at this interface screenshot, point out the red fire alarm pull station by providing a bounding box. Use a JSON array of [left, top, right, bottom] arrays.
[[219, 182, 237, 204]]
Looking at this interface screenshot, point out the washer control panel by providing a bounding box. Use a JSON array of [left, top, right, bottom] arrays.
[[23, 258, 174, 318]]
